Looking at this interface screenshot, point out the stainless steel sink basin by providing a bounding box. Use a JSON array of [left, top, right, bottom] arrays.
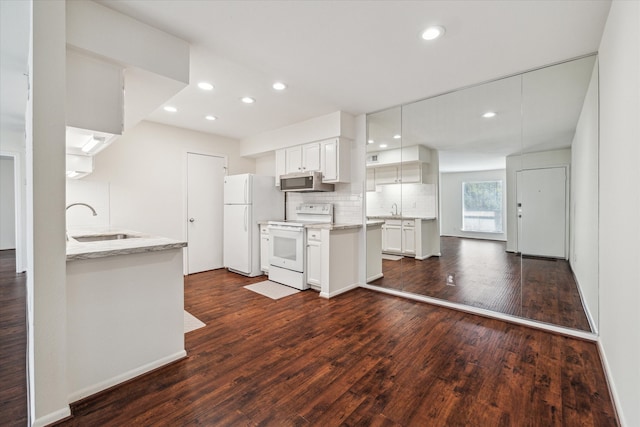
[[72, 233, 139, 242]]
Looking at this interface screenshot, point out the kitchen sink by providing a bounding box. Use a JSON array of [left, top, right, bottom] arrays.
[[72, 233, 139, 242]]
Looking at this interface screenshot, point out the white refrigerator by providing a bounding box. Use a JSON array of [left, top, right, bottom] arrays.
[[223, 174, 284, 276]]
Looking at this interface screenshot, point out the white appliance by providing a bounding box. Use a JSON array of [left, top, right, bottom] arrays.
[[268, 204, 333, 290], [223, 174, 284, 277], [279, 171, 334, 192]]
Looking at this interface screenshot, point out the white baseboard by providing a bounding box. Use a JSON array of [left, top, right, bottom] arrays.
[[68, 350, 187, 403], [596, 340, 626, 426], [366, 273, 383, 282], [33, 406, 71, 427], [320, 283, 359, 299]]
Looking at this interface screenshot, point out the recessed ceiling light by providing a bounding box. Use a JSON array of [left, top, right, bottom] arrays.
[[241, 97, 256, 104], [205, 115, 217, 121], [272, 82, 287, 90], [380, 144, 388, 148], [163, 106, 177, 113], [198, 82, 214, 91], [393, 134, 401, 139], [421, 26, 445, 41], [367, 139, 374, 144], [482, 111, 497, 118]]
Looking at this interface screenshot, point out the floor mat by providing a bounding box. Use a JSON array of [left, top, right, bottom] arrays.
[[244, 280, 300, 300]]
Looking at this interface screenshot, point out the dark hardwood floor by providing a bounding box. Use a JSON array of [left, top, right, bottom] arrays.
[[0, 249, 28, 427], [370, 237, 591, 331], [57, 268, 616, 426]]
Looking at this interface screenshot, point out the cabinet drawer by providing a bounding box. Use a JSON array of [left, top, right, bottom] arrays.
[[402, 220, 415, 227], [307, 230, 322, 241], [385, 219, 402, 227]]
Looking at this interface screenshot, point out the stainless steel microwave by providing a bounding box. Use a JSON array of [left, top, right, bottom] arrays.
[[279, 171, 334, 192]]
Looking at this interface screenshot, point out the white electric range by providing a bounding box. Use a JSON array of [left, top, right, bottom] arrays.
[[267, 204, 333, 290]]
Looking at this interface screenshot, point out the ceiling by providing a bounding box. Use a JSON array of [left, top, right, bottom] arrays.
[[94, 0, 610, 141], [1, 1, 611, 145]]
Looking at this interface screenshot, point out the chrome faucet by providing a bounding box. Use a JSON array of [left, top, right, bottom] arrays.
[[391, 203, 398, 216], [66, 203, 97, 241], [66, 203, 98, 216]]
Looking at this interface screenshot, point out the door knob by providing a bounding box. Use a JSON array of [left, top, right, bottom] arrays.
[[189, 218, 195, 223]]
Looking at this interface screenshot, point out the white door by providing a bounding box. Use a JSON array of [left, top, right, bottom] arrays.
[[187, 153, 226, 274], [223, 204, 251, 274], [517, 167, 567, 258]]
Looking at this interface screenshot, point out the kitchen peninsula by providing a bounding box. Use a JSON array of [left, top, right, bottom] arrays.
[[66, 227, 187, 402]]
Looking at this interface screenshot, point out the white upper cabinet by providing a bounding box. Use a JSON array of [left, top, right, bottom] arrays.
[[285, 142, 320, 174], [276, 138, 351, 184], [320, 138, 350, 183]]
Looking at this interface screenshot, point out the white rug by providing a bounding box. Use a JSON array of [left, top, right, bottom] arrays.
[[184, 310, 206, 334], [244, 280, 300, 300], [382, 254, 404, 261]]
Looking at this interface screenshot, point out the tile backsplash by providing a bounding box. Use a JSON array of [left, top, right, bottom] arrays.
[[286, 183, 363, 224], [366, 183, 436, 218]]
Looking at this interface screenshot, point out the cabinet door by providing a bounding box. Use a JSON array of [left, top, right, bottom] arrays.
[[302, 143, 321, 172], [306, 240, 322, 286], [402, 226, 416, 255], [275, 149, 286, 186], [375, 166, 399, 185], [366, 168, 376, 192], [286, 146, 303, 173], [320, 139, 338, 181], [400, 163, 421, 183], [260, 226, 270, 273], [383, 225, 402, 253]]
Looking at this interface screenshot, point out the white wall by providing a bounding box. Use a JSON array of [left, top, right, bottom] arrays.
[[27, 1, 70, 425], [440, 169, 507, 241], [66, 180, 110, 228], [1, 130, 27, 271], [366, 183, 437, 219], [86, 120, 255, 241], [0, 156, 16, 249], [505, 148, 571, 252], [570, 60, 599, 330], [597, 2, 640, 426]]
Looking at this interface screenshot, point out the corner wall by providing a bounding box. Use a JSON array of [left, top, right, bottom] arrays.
[[597, 2, 640, 426]]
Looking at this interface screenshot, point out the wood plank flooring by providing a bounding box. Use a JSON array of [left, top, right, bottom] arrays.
[[56, 268, 616, 426], [0, 250, 28, 427], [370, 237, 591, 331]]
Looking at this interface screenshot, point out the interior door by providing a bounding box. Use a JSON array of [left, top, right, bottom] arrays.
[[187, 153, 226, 274], [223, 204, 251, 273], [517, 167, 567, 258]]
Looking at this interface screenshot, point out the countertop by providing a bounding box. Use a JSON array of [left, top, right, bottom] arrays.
[[306, 223, 362, 231], [367, 215, 436, 220], [66, 226, 187, 261], [366, 220, 385, 227]]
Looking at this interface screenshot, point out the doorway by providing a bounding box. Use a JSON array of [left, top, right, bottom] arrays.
[[517, 167, 568, 259], [186, 153, 226, 274]]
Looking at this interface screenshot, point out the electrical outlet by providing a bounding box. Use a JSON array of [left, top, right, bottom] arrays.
[[446, 273, 455, 286]]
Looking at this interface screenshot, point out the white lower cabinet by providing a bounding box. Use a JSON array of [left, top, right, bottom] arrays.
[[306, 229, 322, 289], [402, 220, 416, 255], [260, 224, 270, 273], [382, 220, 402, 253]]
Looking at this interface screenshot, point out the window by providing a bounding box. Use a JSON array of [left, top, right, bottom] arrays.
[[462, 180, 503, 233]]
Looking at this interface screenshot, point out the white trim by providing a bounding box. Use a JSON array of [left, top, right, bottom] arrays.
[[320, 283, 359, 299], [67, 350, 186, 403], [32, 406, 71, 427], [597, 340, 625, 426], [360, 283, 598, 341]]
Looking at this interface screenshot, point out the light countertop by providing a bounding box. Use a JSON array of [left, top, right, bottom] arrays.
[[367, 215, 436, 220], [306, 223, 362, 231], [66, 226, 187, 261]]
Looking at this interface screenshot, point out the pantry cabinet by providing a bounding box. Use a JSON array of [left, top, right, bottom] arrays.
[[306, 229, 322, 289]]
